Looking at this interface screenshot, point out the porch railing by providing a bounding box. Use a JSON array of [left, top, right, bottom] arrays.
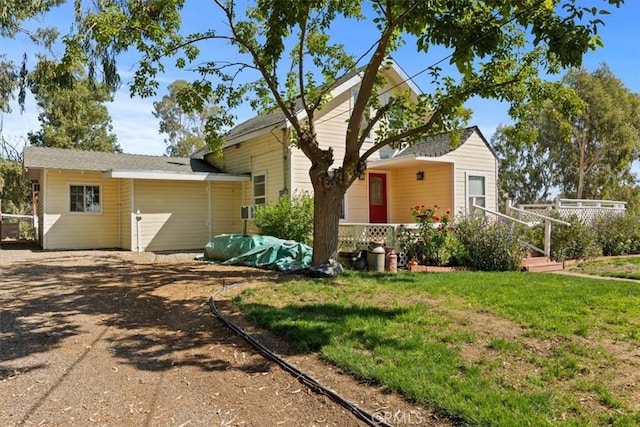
[[338, 223, 420, 267], [474, 201, 570, 257]]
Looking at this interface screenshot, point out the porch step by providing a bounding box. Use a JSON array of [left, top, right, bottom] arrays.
[[521, 256, 564, 272]]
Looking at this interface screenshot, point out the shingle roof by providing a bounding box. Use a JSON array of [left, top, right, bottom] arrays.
[[395, 126, 490, 158], [223, 109, 288, 142], [23, 146, 223, 174]]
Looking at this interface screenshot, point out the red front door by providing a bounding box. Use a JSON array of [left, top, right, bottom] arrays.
[[369, 173, 388, 223]]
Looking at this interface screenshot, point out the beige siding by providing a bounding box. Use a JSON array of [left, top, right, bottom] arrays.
[[119, 179, 132, 250], [290, 81, 413, 195], [133, 180, 209, 251], [210, 182, 244, 236], [35, 170, 45, 245], [438, 132, 498, 215], [223, 132, 287, 206], [42, 170, 120, 250], [344, 179, 368, 222], [388, 163, 454, 223]]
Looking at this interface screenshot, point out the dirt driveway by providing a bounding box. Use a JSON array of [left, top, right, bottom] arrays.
[[1, 245, 444, 426]]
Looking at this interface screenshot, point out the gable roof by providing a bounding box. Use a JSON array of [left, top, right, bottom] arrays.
[[219, 68, 363, 145], [394, 126, 497, 160], [24, 146, 222, 174], [192, 59, 420, 157]]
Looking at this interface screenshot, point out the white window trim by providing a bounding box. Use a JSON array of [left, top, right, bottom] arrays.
[[68, 183, 103, 214], [252, 171, 267, 206], [339, 194, 348, 222], [465, 172, 487, 216], [350, 87, 372, 141]]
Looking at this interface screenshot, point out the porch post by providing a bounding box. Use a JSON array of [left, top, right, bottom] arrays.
[[544, 219, 551, 257]]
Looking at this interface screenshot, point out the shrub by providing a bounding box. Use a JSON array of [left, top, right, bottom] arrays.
[[549, 214, 601, 261], [454, 217, 527, 271], [398, 205, 453, 266], [592, 214, 640, 256], [253, 192, 314, 245]]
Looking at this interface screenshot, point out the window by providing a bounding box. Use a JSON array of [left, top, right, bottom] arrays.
[[467, 175, 486, 216], [70, 185, 101, 213], [350, 88, 371, 139], [253, 173, 266, 206], [369, 175, 384, 206]]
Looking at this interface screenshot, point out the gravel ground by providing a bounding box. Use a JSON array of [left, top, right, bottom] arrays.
[[0, 243, 447, 427]]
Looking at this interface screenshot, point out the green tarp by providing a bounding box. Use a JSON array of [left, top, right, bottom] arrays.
[[202, 234, 312, 272]]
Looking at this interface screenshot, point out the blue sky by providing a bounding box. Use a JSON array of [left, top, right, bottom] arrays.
[[2, 1, 639, 156]]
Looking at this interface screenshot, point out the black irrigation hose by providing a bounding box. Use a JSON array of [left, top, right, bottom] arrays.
[[209, 280, 393, 427]]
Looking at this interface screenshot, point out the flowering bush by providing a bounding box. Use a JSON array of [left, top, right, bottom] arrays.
[[398, 205, 454, 266]]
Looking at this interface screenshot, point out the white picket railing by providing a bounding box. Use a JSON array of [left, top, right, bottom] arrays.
[[515, 198, 626, 224], [338, 223, 420, 267]]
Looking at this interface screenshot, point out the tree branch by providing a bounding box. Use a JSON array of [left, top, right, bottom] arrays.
[[213, 0, 304, 138], [297, 4, 311, 123], [360, 109, 443, 161]]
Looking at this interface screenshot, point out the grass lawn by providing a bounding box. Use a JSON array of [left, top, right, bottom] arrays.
[[569, 257, 640, 280], [232, 271, 640, 427]]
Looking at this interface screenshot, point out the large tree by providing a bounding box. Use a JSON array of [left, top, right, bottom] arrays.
[[69, 0, 624, 265], [0, 134, 30, 214], [153, 79, 219, 157], [494, 64, 640, 204], [1, 1, 66, 112], [27, 57, 121, 152]]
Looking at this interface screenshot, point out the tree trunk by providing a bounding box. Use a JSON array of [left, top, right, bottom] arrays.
[[577, 133, 586, 199], [310, 181, 345, 266]]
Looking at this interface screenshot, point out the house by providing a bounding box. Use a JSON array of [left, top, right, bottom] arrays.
[[23, 61, 498, 252], [22, 148, 249, 251]]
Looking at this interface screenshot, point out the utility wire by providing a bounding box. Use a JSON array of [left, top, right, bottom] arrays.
[[314, 0, 547, 127]]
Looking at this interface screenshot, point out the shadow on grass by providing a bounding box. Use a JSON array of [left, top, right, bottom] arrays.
[[237, 300, 410, 353]]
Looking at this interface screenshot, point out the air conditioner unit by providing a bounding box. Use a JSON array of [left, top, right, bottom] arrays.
[[240, 205, 255, 220]]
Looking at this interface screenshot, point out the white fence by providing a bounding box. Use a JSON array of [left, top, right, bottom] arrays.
[[338, 223, 420, 267], [513, 199, 626, 224]]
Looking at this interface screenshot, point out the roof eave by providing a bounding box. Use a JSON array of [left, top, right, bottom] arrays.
[[224, 120, 287, 146], [368, 154, 454, 169], [103, 170, 251, 182]]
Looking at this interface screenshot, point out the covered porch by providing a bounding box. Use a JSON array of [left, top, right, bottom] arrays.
[[343, 156, 456, 225]]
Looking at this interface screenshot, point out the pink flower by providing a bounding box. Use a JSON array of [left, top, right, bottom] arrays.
[[432, 215, 441, 222]]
